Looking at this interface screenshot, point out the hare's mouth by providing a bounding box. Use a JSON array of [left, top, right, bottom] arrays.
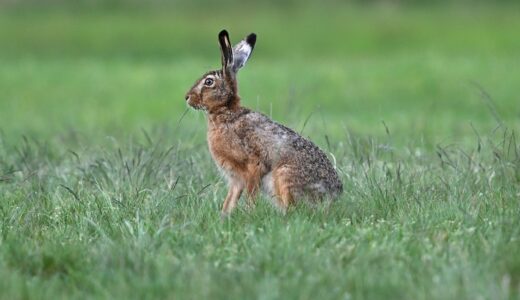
[[186, 99, 205, 111]]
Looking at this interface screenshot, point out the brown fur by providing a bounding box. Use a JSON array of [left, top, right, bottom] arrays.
[[185, 30, 343, 216]]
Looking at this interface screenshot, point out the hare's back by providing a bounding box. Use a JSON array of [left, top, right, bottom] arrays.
[[238, 111, 343, 198]]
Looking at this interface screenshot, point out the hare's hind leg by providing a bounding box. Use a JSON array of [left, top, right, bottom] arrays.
[[221, 181, 244, 217]]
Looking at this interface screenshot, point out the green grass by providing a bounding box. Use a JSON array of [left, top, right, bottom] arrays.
[[1, 3, 520, 299]]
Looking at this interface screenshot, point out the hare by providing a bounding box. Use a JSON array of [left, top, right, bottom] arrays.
[[185, 30, 343, 216]]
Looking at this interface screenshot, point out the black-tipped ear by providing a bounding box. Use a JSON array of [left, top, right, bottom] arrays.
[[218, 30, 233, 72], [245, 33, 257, 49], [231, 33, 257, 73]]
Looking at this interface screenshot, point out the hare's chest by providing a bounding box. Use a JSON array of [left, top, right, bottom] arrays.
[[207, 127, 248, 179]]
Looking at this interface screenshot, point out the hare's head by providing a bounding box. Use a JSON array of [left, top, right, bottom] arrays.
[[185, 30, 256, 112]]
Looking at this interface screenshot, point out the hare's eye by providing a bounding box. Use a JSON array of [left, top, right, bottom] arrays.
[[204, 78, 214, 86]]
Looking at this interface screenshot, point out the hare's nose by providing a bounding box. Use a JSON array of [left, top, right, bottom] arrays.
[[185, 95, 190, 101]]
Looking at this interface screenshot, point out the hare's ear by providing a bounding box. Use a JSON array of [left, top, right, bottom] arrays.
[[218, 30, 233, 73], [232, 33, 256, 73]]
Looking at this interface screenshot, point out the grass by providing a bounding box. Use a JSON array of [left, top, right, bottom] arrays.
[[0, 3, 520, 299]]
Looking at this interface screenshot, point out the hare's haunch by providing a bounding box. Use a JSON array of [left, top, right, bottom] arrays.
[[185, 30, 343, 216]]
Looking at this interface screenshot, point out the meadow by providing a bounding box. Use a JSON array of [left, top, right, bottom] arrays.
[[0, 2, 519, 299]]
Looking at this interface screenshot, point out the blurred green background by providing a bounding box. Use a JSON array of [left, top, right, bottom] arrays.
[[1, 2, 520, 299], [1, 0, 519, 149]]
